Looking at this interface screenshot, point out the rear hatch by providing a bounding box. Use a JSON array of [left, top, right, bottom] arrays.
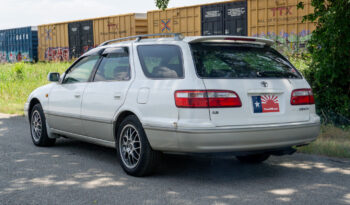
[[190, 41, 311, 126]]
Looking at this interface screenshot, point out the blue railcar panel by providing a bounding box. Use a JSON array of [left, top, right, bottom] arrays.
[[0, 26, 38, 63], [0, 31, 7, 63]]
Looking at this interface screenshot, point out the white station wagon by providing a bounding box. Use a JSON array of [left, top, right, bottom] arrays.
[[25, 34, 320, 176]]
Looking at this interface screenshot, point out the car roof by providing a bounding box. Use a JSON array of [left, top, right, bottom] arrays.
[[184, 36, 274, 46], [83, 35, 274, 57]]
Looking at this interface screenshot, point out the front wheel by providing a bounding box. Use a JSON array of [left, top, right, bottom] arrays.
[[116, 115, 161, 177], [236, 153, 270, 164], [30, 104, 56, 146]]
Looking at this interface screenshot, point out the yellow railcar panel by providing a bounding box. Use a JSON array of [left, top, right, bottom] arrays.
[[93, 14, 145, 46], [39, 13, 146, 61], [147, 5, 201, 37], [248, 0, 314, 52], [38, 23, 69, 61]]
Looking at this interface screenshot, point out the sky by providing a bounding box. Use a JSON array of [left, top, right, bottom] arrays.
[[0, 0, 220, 30]]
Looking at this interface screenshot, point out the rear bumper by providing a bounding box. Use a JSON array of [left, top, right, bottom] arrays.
[[144, 118, 320, 153]]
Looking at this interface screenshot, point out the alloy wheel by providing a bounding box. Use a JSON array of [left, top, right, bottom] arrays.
[[31, 110, 42, 142], [119, 124, 142, 169]]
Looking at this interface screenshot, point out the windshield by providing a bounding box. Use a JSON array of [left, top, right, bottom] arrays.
[[190, 43, 301, 79]]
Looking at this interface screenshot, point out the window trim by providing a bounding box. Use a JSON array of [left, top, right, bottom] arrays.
[[61, 55, 101, 84], [91, 47, 132, 82], [189, 43, 303, 80], [136, 44, 185, 80]]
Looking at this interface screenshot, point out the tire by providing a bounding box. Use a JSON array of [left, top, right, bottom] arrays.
[[116, 115, 161, 177], [236, 153, 270, 164], [30, 104, 56, 146]]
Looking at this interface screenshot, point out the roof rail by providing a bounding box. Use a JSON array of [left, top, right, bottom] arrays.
[[99, 33, 184, 46]]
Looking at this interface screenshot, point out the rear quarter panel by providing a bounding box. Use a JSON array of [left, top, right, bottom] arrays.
[[121, 41, 211, 149]]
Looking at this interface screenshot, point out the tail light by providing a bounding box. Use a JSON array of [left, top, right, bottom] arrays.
[[291, 89, 315, 105], [175, 90, 242, 108]]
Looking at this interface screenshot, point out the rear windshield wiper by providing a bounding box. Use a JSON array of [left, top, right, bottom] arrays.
[[257, 70, 299, 78]]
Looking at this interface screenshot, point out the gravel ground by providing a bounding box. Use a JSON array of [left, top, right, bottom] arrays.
[[1, 113, 350, 205]]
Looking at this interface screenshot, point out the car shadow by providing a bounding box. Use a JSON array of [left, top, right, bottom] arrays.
[[1, 114, 350, 205]]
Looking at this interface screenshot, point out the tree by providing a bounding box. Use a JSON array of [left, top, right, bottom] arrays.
[[298, 0, 350, 124], [155, 0, 170, 10]]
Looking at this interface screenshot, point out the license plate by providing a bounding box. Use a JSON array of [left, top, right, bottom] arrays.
[[252, 95, 280, 113]]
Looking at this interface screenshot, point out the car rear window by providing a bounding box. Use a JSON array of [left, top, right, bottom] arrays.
[[190, 43, 301, 79], [137, 45, 183, 79]]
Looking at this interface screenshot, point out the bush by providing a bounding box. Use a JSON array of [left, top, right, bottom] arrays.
[[13, 63, 25, 80], [298, 0, 350, 126]]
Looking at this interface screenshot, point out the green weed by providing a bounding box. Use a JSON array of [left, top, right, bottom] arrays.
[[298, 125, 350, 158], [0, 62, 69, 114]]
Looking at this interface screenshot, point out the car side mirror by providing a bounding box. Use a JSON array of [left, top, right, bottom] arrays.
[[48, 72, 60, 82]]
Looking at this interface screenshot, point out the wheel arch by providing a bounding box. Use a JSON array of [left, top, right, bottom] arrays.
[[28, 98, 41, 120], [113, 110, 141, 141]]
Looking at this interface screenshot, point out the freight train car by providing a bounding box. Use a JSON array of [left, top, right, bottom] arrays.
[[248, 0, 315, 51], [38, 13, 147, 61], [148, 0, 248, 37], [0, 27, 38, 63], [148, 0, 314, 51], [17, 0, 315, 62]]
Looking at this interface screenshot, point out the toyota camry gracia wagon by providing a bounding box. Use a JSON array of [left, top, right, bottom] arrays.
[[25, 34, 320, 176]]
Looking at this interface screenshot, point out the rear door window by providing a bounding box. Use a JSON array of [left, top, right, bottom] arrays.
[[137, 45, 183, 78], [190, 43, 301, 79], [93, 50, 130, 82]]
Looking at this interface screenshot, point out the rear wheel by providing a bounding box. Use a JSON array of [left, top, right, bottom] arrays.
[[30, 104, 56, 146], [236, 153, 270, 164], [116, 115, 161, 176]]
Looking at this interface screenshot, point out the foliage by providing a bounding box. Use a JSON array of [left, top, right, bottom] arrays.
[[288, 53, 312, 75], [0, 62, 69, 114], [297, 0, 350, 125], [155, 0, 170, 10], [13, 63, 25, 80], [298, 124, 350, 158]]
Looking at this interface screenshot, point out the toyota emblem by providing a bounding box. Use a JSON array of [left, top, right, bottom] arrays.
[[261, 81, 268, 87]]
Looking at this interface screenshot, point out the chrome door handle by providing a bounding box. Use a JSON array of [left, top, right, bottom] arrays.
[[114, 92, 122, 99], [74, 93, 81, 98]]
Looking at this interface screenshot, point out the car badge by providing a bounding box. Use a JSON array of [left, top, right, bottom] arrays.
[[261, 81, 268, 87]]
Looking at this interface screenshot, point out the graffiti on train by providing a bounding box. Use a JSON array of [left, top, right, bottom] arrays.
[[45, 47, 69, 61], [253, 30, 312, 52], [0, 51, 6, 63], [0, 51, 31, 63]]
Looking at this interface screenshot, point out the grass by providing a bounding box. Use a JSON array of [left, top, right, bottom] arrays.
[[298, 125, 350, 158], [0, 60, 349, 159], [0, 62, 69, 114]]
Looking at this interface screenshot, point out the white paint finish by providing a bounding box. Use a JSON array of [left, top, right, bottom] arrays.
[[47, 83, 87, 135], [130, 41, 207, 130], [81, 120, 114, 141], [202, 79, 311, 126], [177, 108, 212, 129], [25, 83, 55, 113], [80, 80, 132, 140], [145, 120, 320, 152], [185, 36, 274, 46], [51, 128, 115, 148], [80, 45, 134, 140], [137, 87, 150, 104], [144, 128, 178, 151]]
